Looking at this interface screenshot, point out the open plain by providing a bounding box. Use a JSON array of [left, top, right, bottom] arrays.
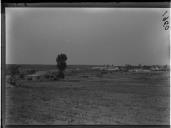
[[5, 65, 170, 125]]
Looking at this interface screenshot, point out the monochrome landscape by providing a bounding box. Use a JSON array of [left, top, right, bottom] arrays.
[[5, 8, 170, 125]]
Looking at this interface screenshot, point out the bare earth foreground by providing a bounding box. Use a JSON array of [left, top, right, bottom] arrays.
[[5, 69, 169, 125]]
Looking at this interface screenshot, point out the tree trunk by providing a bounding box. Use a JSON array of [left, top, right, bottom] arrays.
[[58, 71, 64, 79]]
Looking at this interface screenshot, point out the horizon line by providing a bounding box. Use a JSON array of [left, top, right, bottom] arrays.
[[6, 63, 169, 66]]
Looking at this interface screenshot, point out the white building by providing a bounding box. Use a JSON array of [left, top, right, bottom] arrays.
[[25, 71, 47, 81]]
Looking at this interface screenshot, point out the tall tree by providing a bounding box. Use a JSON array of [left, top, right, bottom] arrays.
[[56, 53, 67, 79]]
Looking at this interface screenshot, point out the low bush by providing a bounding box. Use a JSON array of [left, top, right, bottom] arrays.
[[44, 71, 59, 81], [27, 77, 32, 81]]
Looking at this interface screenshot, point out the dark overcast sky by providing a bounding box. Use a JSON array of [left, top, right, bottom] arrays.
[[6, 8, 169, 65]]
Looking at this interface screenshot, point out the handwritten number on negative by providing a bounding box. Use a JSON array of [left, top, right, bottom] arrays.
[[162, 11, 169, 30]]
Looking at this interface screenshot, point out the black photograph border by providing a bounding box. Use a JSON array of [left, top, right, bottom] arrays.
[[1, 1, 170, 128]]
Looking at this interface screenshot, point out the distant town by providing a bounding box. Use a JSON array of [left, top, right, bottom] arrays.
[[91, 64, 170, 72]]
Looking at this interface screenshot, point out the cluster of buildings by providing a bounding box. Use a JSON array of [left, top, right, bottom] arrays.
[[24, 70, 59, 81], [24, 71, 47, 81], [91, 65, 169, 72]]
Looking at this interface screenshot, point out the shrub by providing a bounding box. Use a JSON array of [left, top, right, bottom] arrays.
[[27, 77, 32, 81], [43, 71, 59, 81], [8, 65, 20, 86]]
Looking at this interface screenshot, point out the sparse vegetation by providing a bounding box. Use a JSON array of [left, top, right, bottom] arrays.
[[7, 65, 20, 86], [44, 71, 59, 81]]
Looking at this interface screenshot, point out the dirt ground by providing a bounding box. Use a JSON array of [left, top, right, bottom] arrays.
[[5, 71, 170, 125]]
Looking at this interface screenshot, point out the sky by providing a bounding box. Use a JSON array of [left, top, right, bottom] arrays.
[[6, 8, 170, 65]]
